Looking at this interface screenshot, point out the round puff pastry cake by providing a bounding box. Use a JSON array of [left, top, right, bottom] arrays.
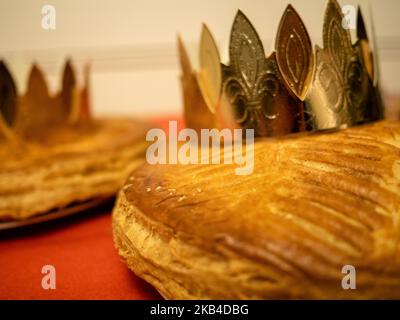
[[113, 121, 400, 299], [0, 61, 150, 221], [0, 118, 149, 221]]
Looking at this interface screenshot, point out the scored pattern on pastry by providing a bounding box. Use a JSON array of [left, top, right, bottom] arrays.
[[113, 121, 400, 299]]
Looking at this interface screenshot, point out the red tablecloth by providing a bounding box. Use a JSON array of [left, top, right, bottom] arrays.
[[0, 203, 161, 300]]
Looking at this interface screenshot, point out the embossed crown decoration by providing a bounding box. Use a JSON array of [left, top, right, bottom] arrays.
[[0, 59, 91, 142], [178, 0, 384, 137]]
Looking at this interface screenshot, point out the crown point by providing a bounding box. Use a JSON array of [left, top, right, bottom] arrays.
[[326, 0, 342, 14], [0, 62, 15, 79], [61, 59, 76, 118], [235, 9, 244, 17], [285, 4, 295, 11], [0, 61, 12, 80], [283, 4, 302, 21], [176, 34, 192, 75], [30, 63, 44, 81], [176, 34, 184, 54], [176, 34, 186, 54], [323, 0, 351, 61], [27, 64, 49, 97], [198, 22, 221, 114], [31, 63, 39, 72], [328, 0, 340, 6], [201, 23, 211, 36], [0, 60, 17, 128], [63, 59, 74, 73], [64, 58, 74, 71], [324, 0, 341, 18], [234, 9, 250, 22], [229, 9, 265, 88], [233, 9, 252, 27], [276, 2, 313, 101], [357, 6, 368, 40], [200, 23, 218, 50], [200, 23, 207, 36]]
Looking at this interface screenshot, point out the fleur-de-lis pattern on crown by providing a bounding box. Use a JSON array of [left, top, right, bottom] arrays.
[[217, 9, 311, 137], [306, 0, 383, 130], [178, 0, 384, 137]]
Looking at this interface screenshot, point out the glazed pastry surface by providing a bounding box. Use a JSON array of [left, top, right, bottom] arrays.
[[0, 118, 148, 220], [113, 120, 400, 299]]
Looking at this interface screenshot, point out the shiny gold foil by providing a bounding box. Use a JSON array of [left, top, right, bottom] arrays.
[[176, 0, 384, 137], [197, 24, 221, 114], [177, 35, 215, 132]]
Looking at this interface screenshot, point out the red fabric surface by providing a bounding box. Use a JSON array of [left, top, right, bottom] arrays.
[[0, 204, 161, 300]]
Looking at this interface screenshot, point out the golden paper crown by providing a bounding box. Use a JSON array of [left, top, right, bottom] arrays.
[[178, 0, 384, 137], [0, 59, 91, 142]]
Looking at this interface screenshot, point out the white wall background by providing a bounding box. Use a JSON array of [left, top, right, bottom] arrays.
[[0, 0, 399, 117]]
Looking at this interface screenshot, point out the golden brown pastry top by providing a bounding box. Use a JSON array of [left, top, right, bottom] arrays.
[[1, 118, 150, 171], [122, 120, 400, 295]]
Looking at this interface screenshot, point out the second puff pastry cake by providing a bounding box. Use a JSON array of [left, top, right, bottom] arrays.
[[113, 121, 400, 299], [0, 118, 149, 220], [0, 61, 149, 220]]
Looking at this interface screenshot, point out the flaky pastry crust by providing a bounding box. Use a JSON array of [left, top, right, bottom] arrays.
[[113, 120, 400, 299], [0, 118, 148, 220]]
